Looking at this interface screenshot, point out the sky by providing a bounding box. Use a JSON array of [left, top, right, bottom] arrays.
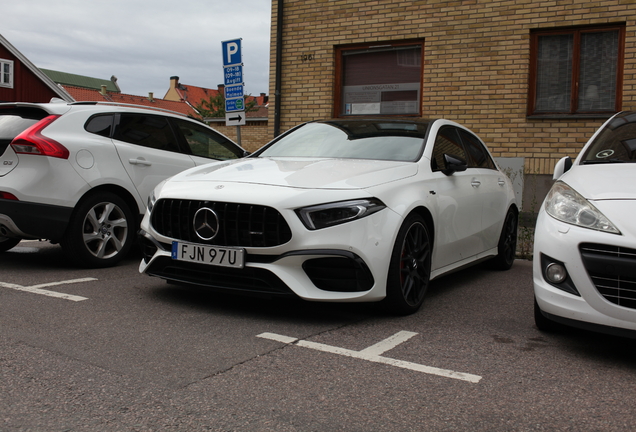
[[2, 0, 272, 98]]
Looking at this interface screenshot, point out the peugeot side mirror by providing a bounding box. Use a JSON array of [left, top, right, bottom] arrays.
[[553, 156, 572, 180]]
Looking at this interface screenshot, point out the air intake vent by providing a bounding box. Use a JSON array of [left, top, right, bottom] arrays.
[[580, 243, 636, 309]]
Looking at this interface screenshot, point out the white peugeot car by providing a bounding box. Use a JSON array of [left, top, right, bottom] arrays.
[[534, 111, 636, 337], [139, 118, 518, 314], [0, 101, 246, 267]]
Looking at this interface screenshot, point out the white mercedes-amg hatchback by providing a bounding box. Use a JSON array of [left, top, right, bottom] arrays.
[[139, 118, 518, 314]]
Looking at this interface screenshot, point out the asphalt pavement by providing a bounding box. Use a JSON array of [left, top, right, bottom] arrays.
[[1, 241, 635, 431]]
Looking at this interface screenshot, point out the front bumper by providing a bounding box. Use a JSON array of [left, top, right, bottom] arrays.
[[139, 230, 375, 298], [533, 209, 636, 334], [138, 205, 402, 302]]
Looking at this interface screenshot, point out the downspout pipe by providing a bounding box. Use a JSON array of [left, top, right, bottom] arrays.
[[274, 0, 283, 137]]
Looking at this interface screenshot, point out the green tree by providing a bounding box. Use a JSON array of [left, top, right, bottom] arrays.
[[194, 93, 258, 120]]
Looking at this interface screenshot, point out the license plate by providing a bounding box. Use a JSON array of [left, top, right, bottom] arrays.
[[171, 241, 245, 268]]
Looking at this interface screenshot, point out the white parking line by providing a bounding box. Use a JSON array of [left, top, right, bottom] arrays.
[[359, 330, 418, 356], [258, 331, 482, 383], [0, 278, 96, 302]]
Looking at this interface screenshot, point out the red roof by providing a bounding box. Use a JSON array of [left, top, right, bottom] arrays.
[[172, 81, 268, 118], [173, 84, 220, 107], [63, 85, 197, 117], [65, 82, 268, 119]]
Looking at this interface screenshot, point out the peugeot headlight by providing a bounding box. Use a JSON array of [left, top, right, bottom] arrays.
[[296, 198, 386, 230], [544, 181, 620, 234]]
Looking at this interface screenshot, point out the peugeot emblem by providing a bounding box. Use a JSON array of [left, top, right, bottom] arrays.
[[193, 207, 219, 241]]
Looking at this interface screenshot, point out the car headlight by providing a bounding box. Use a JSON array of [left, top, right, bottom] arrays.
[[544, 181, 620, 234], [147, 189, 157, 214], [296, 198, 386, 230], [147, 180, 167, 214]]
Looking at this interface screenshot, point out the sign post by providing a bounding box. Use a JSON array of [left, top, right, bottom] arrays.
[[221, 38, 246, 133]]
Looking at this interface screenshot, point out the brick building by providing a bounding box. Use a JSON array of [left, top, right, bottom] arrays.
[[165, 76, 270, 152], [267, 0, 634, 209]]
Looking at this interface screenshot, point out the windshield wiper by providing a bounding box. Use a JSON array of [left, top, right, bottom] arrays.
[[582, 159, 629, 164]]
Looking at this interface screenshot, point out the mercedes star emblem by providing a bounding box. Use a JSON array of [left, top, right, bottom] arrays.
[[193, 207, 219, 241]]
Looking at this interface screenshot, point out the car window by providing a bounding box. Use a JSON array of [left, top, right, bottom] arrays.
[[459, 129, 496, 169], [113, 114, 180, 152], [173, 119, 243, 160], [431, 126, 467, 172], [581, 112, 636, 164], [85, 114, 114, 138]]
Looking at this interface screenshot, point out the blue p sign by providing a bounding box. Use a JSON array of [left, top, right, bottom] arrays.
[[222, 39, 242, 66]]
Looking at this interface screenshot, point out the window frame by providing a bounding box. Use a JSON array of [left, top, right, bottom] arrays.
[[112, 113, 181, 153], [431, 126, 468, 173], [458, 129, 496, 170], [527, 24, 625, 118], [171, 117, 244, 160], [85, 114, 115, 138], [334, 39, 425, 118], [431, 126, 497, 173], [0, 59, 14, 89]]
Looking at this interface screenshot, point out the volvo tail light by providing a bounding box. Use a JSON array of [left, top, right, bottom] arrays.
[[0, 192, 19, 200], [11, 115, 69, 159]]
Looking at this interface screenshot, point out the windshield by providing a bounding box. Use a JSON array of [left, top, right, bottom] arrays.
[[258, 120, 430, 162], [582, 112, 636, 164]]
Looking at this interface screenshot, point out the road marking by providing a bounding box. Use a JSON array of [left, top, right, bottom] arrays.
[[0, 278, 96, 302], [258, 331, 482, 383], [359, 330, 417, 356]]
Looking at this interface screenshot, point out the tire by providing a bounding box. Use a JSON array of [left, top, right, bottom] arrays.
[[384, 214, 432, 315], [534, 297, 561, 333], [0, 237, 20, 253], [61, 191, 135, 268], [489, 207, 518, 270]]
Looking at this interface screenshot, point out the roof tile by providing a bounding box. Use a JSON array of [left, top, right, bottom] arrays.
[[63, 86, 197, 117]]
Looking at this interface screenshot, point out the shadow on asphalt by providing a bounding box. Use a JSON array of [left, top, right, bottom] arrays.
[[150, 281, 383, 324]]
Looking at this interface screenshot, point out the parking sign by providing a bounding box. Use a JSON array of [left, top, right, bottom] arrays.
[[225, 84, 244, 100], [222, 39, 242, 67], [221, 38, 245, 127]]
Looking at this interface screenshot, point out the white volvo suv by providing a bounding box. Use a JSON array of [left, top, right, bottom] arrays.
[[0, 100, 246, 267]]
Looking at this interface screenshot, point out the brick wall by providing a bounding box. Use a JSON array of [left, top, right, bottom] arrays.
[[268, 0, 636, 176], [208, 121, 270, 153]]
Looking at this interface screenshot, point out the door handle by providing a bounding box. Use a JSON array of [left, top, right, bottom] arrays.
[[498, 178, 506, 186], [471, 179, 481, 188], [129, 158, 152, 166]]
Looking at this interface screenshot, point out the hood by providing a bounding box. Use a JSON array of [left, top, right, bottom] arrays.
[[564, 164, 636, 200], [171, 157, 418, 190]]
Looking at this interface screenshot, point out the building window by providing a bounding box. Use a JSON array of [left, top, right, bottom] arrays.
[[528, 25, 624, 116], [0, 59, 13, 88], [335, 40, 423, 117]]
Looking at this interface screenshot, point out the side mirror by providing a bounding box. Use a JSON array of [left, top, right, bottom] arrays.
[[553, 156, 572, 180], [442, 154, 468, 176]]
